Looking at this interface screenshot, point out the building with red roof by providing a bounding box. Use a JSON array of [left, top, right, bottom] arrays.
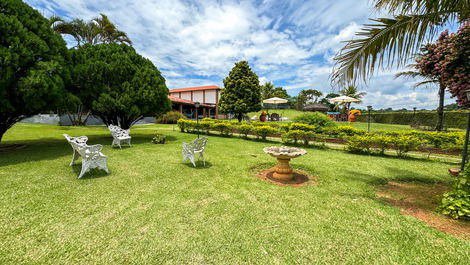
[[168, 85, 223, 119]]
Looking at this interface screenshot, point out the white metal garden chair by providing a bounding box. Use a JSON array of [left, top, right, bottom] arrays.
[[63, 134, 109, 178], [108, 124, 132, 148], [182, 137, 208, 167]]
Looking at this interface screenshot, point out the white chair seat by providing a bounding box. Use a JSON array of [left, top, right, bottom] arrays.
[[182, 137, 208, 167], [108, 125, 132, 149], [63, 134, 109, 178]]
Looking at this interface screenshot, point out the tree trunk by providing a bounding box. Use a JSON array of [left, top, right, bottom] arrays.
[[435, 81, 446, 131], [0, 114, 21, 144], [237, 113, 243, 122]]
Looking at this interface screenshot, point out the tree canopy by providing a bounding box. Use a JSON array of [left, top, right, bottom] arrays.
[[0, 0, 70, 142], [416, 23, 470, 107], [70, 43, 171, 129], [50, 13, 132, 46], [218, 61, 262, 122], [260, 81, 289, 100]]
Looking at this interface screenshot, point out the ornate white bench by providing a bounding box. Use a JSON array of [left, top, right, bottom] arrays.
[[108, 124, 132, 148], [182, 137, 207, 167], [63, 134, 109, 178]]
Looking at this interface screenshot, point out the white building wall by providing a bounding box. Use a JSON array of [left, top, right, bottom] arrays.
[[205, 90, 217, 104], [193, 91, 204, 103], [180, 92, 192, 101]]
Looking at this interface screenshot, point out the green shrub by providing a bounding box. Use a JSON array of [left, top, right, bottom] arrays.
[[322, 126, 364, 137], [293, 112, 336, 127], [237, 124, 254, 138], [439, 164, 470, 220], [282, 130, 304, 144], [254, 126, 279, 141], [374, 135, 393, 155], [346, 135, 375, 154], [151, 134, 167, 144], [156, 111, 185, 124], [177, 119, 187, 132], [211, 122, 233, 136], [199, 121, 212, 135], [289, 123, 316, 132], [390, 135, 426, 157]]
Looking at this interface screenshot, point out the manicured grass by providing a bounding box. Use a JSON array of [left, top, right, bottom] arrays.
[[1, 123, 469, 264]]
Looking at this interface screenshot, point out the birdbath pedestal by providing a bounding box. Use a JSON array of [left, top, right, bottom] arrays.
[[263, 146, 307, 181]]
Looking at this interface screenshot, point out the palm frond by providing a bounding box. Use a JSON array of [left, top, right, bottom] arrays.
[[375, 0, 470, 20], [413, 79, 439, 88], [394, 70, 423, 79], [331, 10, 462, 86]]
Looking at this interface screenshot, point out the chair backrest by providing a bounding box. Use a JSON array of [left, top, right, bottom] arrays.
[[271, 113, 280, 121], [193, 137, 207, 152], [108, 124, 130, 138], [63, 134, 88, 149], [182, 137, 207, 153]]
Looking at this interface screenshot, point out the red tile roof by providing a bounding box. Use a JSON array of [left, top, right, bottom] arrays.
[[168, 95, 213, 107], [170, 85, 222, 93]]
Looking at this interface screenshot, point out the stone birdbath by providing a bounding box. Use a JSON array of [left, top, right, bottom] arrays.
[[263, 146, 307, 181]]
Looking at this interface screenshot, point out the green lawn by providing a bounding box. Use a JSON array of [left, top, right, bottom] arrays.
[[1, 123, 469, 264]]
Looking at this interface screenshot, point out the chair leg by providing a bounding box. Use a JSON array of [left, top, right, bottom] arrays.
[[200, 152, 205, 166], [118, 140, 122, 149], [79, 161, 88, 178], [70, 150, 78, 166], [128, 139, 132, 147], [190, 156, 196, 167]]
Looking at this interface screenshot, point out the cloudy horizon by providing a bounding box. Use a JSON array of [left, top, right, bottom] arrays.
[[27, 0, 453, 110]]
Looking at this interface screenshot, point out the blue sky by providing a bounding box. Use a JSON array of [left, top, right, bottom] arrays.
[[27, 0, 453, 109]]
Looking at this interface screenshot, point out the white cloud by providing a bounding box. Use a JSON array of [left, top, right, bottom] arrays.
[[25, 0, 447, 109]]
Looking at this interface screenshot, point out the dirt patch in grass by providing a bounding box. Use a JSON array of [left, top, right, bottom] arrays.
[[255, 168, 317, 187], [376, 182, 470, 240]]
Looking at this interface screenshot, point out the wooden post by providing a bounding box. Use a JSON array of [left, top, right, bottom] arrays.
[[179, 104, 183, 113], [203, 107, 206, 117]]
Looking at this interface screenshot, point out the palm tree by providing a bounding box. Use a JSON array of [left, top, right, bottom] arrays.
[[339, 85, 366, 112], [50, 14, 132, 46], [395, 67, 446, 131], [331, 0, 470, 85]]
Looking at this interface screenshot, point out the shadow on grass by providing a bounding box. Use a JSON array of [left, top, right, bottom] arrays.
[[341, 166, 451, 187], [71, 164, 109, 180], [182, 160, 213, 169], [0, 134, 163, 167]]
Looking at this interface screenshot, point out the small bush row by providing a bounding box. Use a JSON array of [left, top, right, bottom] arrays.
[[177, 118, 465, 151], [346, 134, 427, 157]]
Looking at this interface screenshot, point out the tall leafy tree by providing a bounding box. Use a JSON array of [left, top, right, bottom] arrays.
[[340, 85, 366, 112], [332, 0, 470, 85], [219, 61, 262, 122], [50, 13, 132, 46], [260, 81, 289, 99], [70, 43, 171, 129], [301, 89, 323, 103], [320, 93, 341, 111], [0, 0, 71, 143]]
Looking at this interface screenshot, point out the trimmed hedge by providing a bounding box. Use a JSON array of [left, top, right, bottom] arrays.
[[177, 119, 465, 152], [356, 111, 468, 129]]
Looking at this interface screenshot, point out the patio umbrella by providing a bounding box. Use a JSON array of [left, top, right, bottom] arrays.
[[328, 96, 361, 122], [328, 95, 361, 103], [262, 97, 288, 121], [262, 97, 288, 104]]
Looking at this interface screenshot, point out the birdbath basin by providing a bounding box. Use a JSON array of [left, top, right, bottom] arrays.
[[263, 146, 307, 181]]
